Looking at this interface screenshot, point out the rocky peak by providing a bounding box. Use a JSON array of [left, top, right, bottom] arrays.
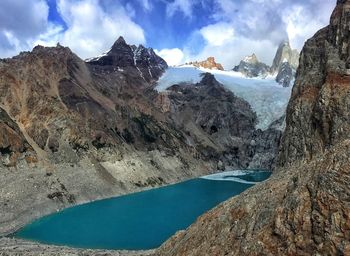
[[186, 57, 224, 70], [86, 36, 168, 81], [271, 40, 299, 73], [233, 54, 270, 78], [243, 53, 259, 64]]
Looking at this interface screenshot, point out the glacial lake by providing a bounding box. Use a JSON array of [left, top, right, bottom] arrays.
[[14, 170, 271, 250]]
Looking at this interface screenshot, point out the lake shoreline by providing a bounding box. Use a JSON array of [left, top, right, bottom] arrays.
[[0, 237, 155, 256]]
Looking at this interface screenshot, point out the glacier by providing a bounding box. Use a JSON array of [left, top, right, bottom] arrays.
[[156, 66, 292, 130]]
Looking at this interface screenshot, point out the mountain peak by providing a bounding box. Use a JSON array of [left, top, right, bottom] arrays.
[[115, 36, 126, 45], [271, 40, 299, 73], [243, 53, 258, 64], [185, 57, 224, 70]]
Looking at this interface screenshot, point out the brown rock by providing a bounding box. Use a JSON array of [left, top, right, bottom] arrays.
[[186, 57, 224, 70]]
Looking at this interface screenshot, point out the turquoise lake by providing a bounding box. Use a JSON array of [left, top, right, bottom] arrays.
[[14, 170, 271, 250]]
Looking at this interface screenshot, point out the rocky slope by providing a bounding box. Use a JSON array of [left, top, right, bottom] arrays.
[[0, 38, 206, 236], [0, 36, 282, 238], [156, 1, 350, 255], [185, 57, 224, 70], [232, 54, 270, 78], [158, 73, 282, 170]]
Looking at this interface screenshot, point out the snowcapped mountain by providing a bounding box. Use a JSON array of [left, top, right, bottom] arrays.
[[86, 36, 168, 82], [232, 53, 270, 78], [156, 65, 292, 130], [232, 40, 300, 87]]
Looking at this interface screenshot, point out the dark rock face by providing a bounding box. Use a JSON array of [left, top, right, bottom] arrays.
[[277, 0, 350, 167], [156, 1, 350, 255], [0, 108, 34, 166], [276, 61, 294, 87], [163, 73, 282, 170], [233, 54, 270, 77], [87, 36, 167, 82]]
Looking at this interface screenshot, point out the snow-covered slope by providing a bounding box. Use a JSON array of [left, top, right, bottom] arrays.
[[156, 66, 292, 130]]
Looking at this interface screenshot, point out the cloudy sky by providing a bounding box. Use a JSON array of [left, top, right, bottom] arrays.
[[0, 0, 336, 68]]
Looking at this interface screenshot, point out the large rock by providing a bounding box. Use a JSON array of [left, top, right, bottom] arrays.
[[156, 1, 350, 255]]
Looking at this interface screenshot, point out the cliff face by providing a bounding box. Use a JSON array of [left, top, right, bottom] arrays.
[[157, 1, 350, 255], [277, 0, 350, 167]]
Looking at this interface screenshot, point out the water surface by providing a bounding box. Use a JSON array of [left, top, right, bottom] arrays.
[[15, 170, 271, 250]]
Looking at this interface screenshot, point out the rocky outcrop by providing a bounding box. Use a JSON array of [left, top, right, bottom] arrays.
[[186, 57, 224, 70], [160, 73, 282, 170], [156, 1, 350, 255], [233, 54, 270, 77], [0, 108, 35, 166]]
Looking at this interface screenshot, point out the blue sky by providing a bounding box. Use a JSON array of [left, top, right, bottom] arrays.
[[0, 0, 336, 68]]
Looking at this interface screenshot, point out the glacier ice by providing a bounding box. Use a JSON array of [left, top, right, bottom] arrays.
[[156, 66, 292, 130]]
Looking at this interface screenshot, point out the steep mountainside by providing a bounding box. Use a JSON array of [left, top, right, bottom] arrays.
[[158, 73, 282, 170], [0, 37, 281, 236], [157, 1, 350, 255]]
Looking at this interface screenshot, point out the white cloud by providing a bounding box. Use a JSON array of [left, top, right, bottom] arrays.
[[0, 0, 53, 57], [200, 23, 234, 46], [155, 48, 184, 66], [166, 0, 195, 18], [0, 0, 146, 59], [55, 0, 145, 59], [175, 0, 336, 69]]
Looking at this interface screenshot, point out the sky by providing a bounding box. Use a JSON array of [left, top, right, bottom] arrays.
[[0, 0, 336, 68]]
